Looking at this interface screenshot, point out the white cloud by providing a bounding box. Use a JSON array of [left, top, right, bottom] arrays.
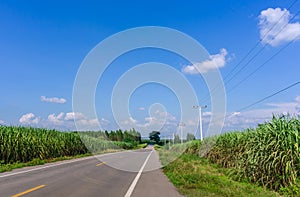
[[100, 118, 110, 125], [0, 120, 4, 124], [18, 111, 104, 131], [182, 48, 228, 74], [183, 97, 300, 133], [75, 118, 99, 128], [259, 7, 300, 46], [15, 96, 300, 135], [41, 96, 67, 104], [224, 96, 300, 130], [129, 117, 137, 124], [139, 107, 145, 111], [122, 117, 138, 125], [118, 110, 178, 136], [225, 112, 241, 119], [47, 112, 65, 125], [203, 111, 212, 117], [145, 117, 155, 122], [64, 112, 85, 121], [19, 113, 40, 124], [63, 112, 100, 130]]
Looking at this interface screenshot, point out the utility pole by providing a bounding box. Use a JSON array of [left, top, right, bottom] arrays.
[[192, 105, 207, 141], [178, 122, 185, 144], [173, 133, 175, 145]]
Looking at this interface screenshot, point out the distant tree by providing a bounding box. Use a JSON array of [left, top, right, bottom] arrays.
[[129, 128, 141, 143], [186, 133, 196, 141], [116, 129, 123, 141], [174, 134, 180, 144], [149, 131, 160, 144], [104, 130, 109, 139], [110, 131, 116, 141], [123, 130, 132, 142]]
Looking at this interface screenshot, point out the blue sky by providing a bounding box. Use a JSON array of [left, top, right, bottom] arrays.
[[1, 0, 300, 138]]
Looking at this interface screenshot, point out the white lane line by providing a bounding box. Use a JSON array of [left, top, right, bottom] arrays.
[[0, 157, 93, 178], [0, 151, 129, 178], [124, 150, 153, 197]]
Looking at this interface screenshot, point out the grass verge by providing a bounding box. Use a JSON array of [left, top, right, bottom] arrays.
[[0, 153, 90, 173], [137, 143, 148, 149], [163, 153, 281, 197], [0, 148, 125, 173]]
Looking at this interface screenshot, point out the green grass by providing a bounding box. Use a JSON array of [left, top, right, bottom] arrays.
[[182, 115, 300, 194], [163, 154, 281, 197], [0, 153, 91, 173], [160, 115, 300, 196], [157, 143, 189, 166], [137, 143, 148, 149]]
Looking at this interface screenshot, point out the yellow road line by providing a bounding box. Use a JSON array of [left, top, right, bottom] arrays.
[[96, 162, 106, 167], [12, 185, 46, 197]]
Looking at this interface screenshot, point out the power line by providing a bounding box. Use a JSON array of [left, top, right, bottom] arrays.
[[203, 8, 300, 105], [223, 2, 294, 82], [204, 34, 295, 109], [237, 81, 300, 112], [201, 1, 299, 102], [259, 0, 298, 39], [208, 81, 300, 124], [224, 8, 300, 87], [223, 0, 298, 82], [227, 39, 295, 94]]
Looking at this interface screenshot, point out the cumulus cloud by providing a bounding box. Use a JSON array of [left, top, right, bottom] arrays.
[[63, 112, 100, 130], [64, 112, 85, 121], [41, 96, 67, 104], [75, 118, 100, 129], [182, 48, 228, 74], [259, 7, 300, 46], [122, 117, 138, 125], [18, 111, 105, 130], [0, 120, 4, 125], [19, 113, 40, 124], [47, 112, 65, 125]]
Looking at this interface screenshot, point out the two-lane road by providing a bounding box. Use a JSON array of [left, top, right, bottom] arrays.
[[0, 147, 182, 197]]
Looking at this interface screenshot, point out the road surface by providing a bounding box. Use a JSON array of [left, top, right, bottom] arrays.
[[0, 147, 182, 197]]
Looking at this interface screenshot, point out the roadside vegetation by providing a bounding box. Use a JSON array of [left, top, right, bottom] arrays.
[[0, 126, 143, 172], [164, 154, 280, 197], [0, 153, 92, 173], [160, 115, 300, 196]]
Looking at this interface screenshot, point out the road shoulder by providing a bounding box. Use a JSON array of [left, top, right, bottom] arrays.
[[131, 150, 183, 197]]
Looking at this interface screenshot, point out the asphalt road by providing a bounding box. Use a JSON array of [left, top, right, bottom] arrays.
[[0, 147, 182, 197]]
